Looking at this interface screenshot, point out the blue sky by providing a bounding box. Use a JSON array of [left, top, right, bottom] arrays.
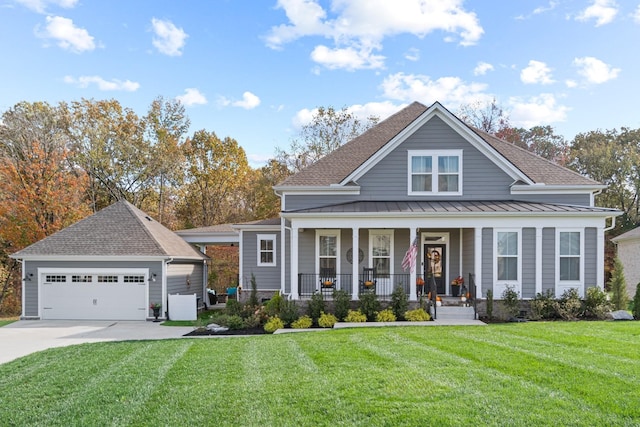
[[1, 0, 638, 166]]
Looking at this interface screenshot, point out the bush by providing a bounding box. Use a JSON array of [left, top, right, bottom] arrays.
[[553, 288, 582, 320], [632, 282, 640, 320], [265, 291, 284, 317], [529, 289, 556, 320], [242, 306, 268, 328], [318, 312, 338, 328], [291, 315, 313, 329], [332, 289, 351, 321], [215, 314, 245, 330], [405, 308, 431, 321], [390, 286, 409, 320], [344, 309, 367, 322], [264, 316, 284, 333], [608, 257, 629, 311], [247, 273, 259, 308], [486, 289, 494, 320], [307, 292, 325, 324], [358, 292, 380, 321], [584, 286, 611, 319], [225, 298, 242, 317], [376, 309, 397, 322], [279, 300, 299, 326], [501, 285, 520, 320]]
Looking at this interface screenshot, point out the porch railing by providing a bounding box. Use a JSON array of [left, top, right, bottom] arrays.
[[298, 273, 412, 299]]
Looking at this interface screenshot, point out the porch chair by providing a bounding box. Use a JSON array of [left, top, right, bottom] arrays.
[[360, 267, 376, 294], [319, 267, 336, 296]]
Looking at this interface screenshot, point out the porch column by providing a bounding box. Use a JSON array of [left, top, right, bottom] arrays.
[[535, 227, 543, 295], [352, 228, 359, 300], [291, 226, 299, 299], [409, 228, 417, 301], [474, 227, 482, 298]]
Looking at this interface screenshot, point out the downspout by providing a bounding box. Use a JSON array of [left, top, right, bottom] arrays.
[[163, 258, 173, 319], [604, 216, 616, 232]]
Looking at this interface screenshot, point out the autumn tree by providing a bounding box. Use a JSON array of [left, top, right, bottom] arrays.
[[242, 159, 291, 220], [497, 125, 569, 165], [0, 101, 90, 313], [458, 98, 510, 134], [178, 130, 252, 227], [275, 106, 379, 173]]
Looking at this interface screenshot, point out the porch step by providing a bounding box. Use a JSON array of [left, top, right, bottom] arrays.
[[433, 305, 476, 321]]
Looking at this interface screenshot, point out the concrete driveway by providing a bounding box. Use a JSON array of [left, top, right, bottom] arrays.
[[0, 320, 194, 365]]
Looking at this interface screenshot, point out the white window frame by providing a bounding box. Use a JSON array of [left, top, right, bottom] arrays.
[[315, 230, 340, 277], [555, 229, 584, 297], [257, 234, 277, 267], [493, 229, 522, 297], [369, 230, 394, 278], [408, 149, 463, 196]]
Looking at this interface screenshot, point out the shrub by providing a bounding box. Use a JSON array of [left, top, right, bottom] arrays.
[[225, 299, 242, 317], [344, 309, 367, 322], [608, 257, 629, 311], [583, 286, 611, 319], [501, 285, 520, 320], [307, 292, 325, 324], [358, 292, 380, 321], [405, 308, 431, 321], [265, 291, 284, 317], [264, 316, 284, 333], [390, 286, 409, 320], [318, 312, 338, 328], [242, 306, 268, 328], [376, 309, 397, 322], [332, 289, 350, 321], [485, 289, 494, 320], [529, 289, 556, 320], [632, 283, 640, 320], [553, 288, 582, 320], [291, 315, 313, 329], [215, 314, 245, 330], [247, 273, 259, 308], [279, 300, 299, 326]]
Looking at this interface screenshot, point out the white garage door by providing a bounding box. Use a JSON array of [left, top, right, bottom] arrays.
[[41, 271, 148, 320]]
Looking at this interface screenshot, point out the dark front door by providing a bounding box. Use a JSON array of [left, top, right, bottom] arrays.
[[425, 244, 446, 294]]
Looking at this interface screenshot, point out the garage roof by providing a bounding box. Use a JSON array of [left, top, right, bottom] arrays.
[[11, 200, 208, 260]]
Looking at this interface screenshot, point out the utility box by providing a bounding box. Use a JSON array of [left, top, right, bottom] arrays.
[[168, 293, 197, 321]]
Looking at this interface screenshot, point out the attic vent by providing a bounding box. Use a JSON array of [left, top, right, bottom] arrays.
[[145, 216, 153, 222]]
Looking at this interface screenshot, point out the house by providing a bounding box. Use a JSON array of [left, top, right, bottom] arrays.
[[10, 200, 208, 320], [217, 101, 619, 304], [611, 227, 640, 299]]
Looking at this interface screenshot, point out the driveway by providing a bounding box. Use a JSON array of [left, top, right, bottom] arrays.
[[0, 320, 194, 365]]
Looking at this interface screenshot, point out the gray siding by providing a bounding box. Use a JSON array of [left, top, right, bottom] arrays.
[[522, 228, 536, 298], [23, 260, 163, 318], [241, 231, 281, 290], [585, 227, 597, 288], [515, 194, 591, 206], [284, 227, 291, 294], [462, 228, 475, 279], [481, 228, 493, 297], [167, 262, 203, 302], [542, 228, 556, 293]]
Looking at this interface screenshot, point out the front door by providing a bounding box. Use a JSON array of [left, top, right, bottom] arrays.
[[424, 244, 446, 294]]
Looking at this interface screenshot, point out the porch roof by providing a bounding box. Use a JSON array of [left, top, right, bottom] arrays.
[[284, 200, 620, 216]]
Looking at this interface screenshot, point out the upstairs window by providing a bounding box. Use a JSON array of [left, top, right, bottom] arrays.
[[408, 150, 462, 195], [257, 234, 277, 267]]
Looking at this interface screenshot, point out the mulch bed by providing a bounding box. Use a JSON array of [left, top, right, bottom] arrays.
[[184, 327, 268, 336]]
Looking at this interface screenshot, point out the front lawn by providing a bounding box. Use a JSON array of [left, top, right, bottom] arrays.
[[0, 322, 638, 426], [0, 318, 16, 327]]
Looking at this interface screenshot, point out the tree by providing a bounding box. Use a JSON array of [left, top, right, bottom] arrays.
[[178, 130, 252, 227], [243, 159, 291, 220], [608, 257, 629, 311], [497, 125, 569, 165], [458, 98, 510, 134], [275, 106, 378, 172]]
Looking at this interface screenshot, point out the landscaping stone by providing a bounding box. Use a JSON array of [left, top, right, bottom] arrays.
[[610, 310, 634, 321], [206, 323, 229, 332]]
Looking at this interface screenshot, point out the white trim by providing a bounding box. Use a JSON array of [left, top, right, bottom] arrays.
[[281, 220, 286, 296], [408, 149, 463, 196], [273, 186, 361, 195], [493, 229, 522, 297], [12, 255, 171, 262], [368, 229, 394, 294], [555, 228, 584, 297], [421, 232, 450, 294], [535, 227, 543, 295], [474, 228, 482, 297], [352, 228, 360, 300], [315, 229, 341, 288], [511, 185, 606, 194], [256, 234, 277, 267], [291, 226, 299, 299]]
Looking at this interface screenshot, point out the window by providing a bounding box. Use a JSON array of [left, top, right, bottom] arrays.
[[72, 275, 92, 283], [496, 231, 519, 281], [45, 275, 66, 283], [257, 234, 276, 266], [123, 275, 145, 283], [370, 231, 393, 278], [559, 231, 581, 281], [97, 275, 118, 283], [408, 150, 462, 195], [317, 230, 340, 276]]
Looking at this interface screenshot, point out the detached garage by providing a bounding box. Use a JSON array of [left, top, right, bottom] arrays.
[[11, 201, 208, 321]]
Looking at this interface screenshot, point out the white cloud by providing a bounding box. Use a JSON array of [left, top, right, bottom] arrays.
[[520, 60, 554, 84], [37, 16, 95, 53], [509, 94, 569, 128], [576, 0, 618, 26], [219, 91, 261, 110], [151, 18, 188, 56], [265, 0, 483, 70], [16, 0, 78, 13], [380, 72, 491, 107], [292, 101, 402, 129], [633, 4, 640, 23], [404, 48, 420, 62], [565, 79, 578, 88], [473, 61, 494, 76], [63, 75, 140, 91], [573, 56, 620, 84], [176, 88, 207, 106]]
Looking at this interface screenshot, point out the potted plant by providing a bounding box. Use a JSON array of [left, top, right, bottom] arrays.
[[150, 303, 162, 322]]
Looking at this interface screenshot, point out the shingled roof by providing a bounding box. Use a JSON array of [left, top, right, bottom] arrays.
[[12, 200, 208, 260], [277, 101, 600, 188]]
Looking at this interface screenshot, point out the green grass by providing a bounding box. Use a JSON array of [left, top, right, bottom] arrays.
[[0, 319, 16, 327], [1, 322, 639, 426]]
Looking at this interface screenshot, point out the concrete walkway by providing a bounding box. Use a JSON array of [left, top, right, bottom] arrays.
[[0, 320, 193, 365]]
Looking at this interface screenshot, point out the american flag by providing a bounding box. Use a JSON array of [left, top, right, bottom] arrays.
[[402, 236, 419, 272]]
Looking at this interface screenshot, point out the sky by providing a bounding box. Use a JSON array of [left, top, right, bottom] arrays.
[[1, 0, 639, 167]]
